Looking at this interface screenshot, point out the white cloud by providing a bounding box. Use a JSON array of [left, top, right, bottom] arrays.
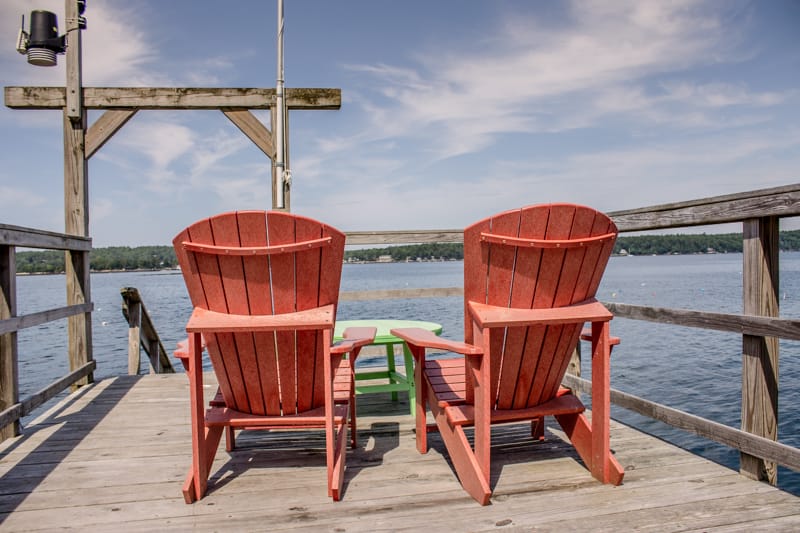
[[117, 119, 194, 170], [0, 185, 46, 208], [190, 130, 250, 178], [342, 0, 764, 161]]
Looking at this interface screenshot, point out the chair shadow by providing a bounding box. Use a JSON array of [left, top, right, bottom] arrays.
[[205, 420, 401, 499], [422, 419, 600, 497], [0, 376, 140, 523]]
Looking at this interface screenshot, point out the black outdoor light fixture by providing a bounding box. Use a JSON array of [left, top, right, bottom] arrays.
[[15, 1, 86, 67]]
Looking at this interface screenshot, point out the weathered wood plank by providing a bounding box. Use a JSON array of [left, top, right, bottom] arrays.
[[0, 224, 91, 251], [604, 302, 800, 341], [340, 287, 463, 301], [563, 374, 800, 472], [221, 109, 276, 159], [0, 245, 18, 439], [609, 184, 800, 231], [741, 216, 780, 483], [85, 109, 137, 158], [65, 0, 83, 122], [345, 230, 463, 245], [0, 373, 796, 531], [0, 361, 95, 430], [63, 107, 94, 390], [5, 87, 342, 110], [0, 303, 93, 336]]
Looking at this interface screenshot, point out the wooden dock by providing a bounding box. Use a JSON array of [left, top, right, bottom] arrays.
[[0, 373, 798, 532]]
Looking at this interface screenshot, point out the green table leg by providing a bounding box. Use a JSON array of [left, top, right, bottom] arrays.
[[386, 343, 398, 401], [402, 342, 415, 416]]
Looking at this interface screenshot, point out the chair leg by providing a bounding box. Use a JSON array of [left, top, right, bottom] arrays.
[[413, 347, 429, 454], [183, 425, 224, 503], [225, 427, 236, 452], [531, 417, 546, 441], [349, 396, 358, 449], [327, 408, 348, 500], [554, 412, 624, 485], [430, 400, 491, 505]]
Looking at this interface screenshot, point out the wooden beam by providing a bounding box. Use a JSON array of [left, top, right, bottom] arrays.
[[0, 303, 94, 336], [126, 298, 141, 375], [222, 109, 276, 159], [346, 230, 463, 246], [86, 110, 137, 158], [63, 108, 93, 389], [65, 0, 83, 121], [740, 217, 780, 483], [0, 361, 96, 432], [604, 302, 800, 341], [340, 287, 463, 301], [563, 374, 800, 473], [5, 87, 342, 110], [609, 184, 800, 231], [0, 245, 18, 439], [0, 224, 91, 251]]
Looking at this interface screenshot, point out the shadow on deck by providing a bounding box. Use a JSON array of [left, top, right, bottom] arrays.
[[0, 373, 798, 532]]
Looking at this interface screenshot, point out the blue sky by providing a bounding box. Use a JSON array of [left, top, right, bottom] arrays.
[[1, 0, 799, 246]]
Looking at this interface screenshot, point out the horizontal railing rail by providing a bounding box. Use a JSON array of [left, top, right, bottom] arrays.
[[0, 224, 94, 440]]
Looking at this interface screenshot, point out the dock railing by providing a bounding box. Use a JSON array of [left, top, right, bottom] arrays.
[[341, 184, 800, 486], [120, 287, 175, 375], [0, 224, 95, 440]]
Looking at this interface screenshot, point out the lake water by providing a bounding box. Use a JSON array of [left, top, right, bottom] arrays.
[[13, 253, 800, 495]]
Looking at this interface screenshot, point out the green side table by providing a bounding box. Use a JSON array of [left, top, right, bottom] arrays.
[[334, 319, 442, 416]]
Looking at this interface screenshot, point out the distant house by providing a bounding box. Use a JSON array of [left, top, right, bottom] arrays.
[[376, 255, 393, 263]]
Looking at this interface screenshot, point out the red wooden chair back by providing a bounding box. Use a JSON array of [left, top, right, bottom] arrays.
[[463, 204, 617, 410], [173, 210, 345, 416]]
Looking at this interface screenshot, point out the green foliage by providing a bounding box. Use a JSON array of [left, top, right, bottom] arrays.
[[90, 246, 177, 271], [16, 246, 178, 274], [345, 243, 463, 262], [16, 250, 64, 274], [615, 230, 800, 255], [13, 230, 800, 273]]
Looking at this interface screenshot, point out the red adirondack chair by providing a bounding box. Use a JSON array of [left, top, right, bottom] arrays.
[[173, 211, 375, 503], [391, 203, 624, 505]]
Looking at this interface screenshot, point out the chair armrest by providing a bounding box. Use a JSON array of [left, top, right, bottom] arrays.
[[174, 336, 207, 372], [468, 298, 612, 329], [330, 327, 377, 354], [174, 340, 190, 372], [390, 327, 482, 356], [186, 304, 335, 333]]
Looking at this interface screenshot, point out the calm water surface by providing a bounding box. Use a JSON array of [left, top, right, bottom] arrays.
[[14, 253, 800, 494]]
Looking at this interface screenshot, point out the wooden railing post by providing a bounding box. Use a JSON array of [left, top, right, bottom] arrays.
[[127, 299, 142, 375], [741, 216, 779, 484], [0, 245, 19, 439], [64, 0, 93, 389]]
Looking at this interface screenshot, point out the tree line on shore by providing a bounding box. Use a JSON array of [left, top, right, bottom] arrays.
[[15, 230, 800, 274]]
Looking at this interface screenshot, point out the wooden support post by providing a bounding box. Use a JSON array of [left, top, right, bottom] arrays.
[[568, 344, 581, 378], [149, 339, 161, 374], [741, 216, 779, 484], [127, 300, 142, 375], [64, 0, 93, 388], [0, 245, 19, 439], [65, 0, 83, 122]]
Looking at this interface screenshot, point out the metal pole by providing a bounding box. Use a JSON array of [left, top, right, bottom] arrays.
[[274, 0, 286, 209]]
